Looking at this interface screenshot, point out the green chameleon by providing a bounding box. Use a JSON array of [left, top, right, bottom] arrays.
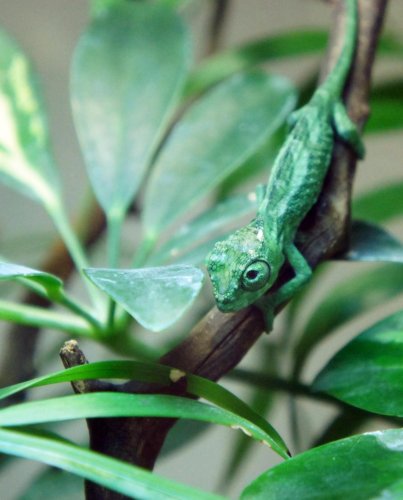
[[206, 0, 364, 330]]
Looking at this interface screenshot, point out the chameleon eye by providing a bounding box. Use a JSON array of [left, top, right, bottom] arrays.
[[241, 260, 271, 292]]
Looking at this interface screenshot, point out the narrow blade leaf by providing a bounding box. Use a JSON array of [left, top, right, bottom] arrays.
[[71, 2, 190, 217], [0, 393, 279, 451], [0, 359, 288, 459], [85, 265, 203, 331], [143, 71, 296, 238], [241, 429, 403, 500], [0, 29, 59, 208], [313, 310, 403, 416], [0, 428, 221, 499]]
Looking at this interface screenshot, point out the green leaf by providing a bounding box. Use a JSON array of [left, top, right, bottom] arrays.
[[0, 428, 221, 499], [0, 359, 289, 459], [220, 345, 277, 491], [241, 429, 403, 500], [338, 220, 403, 263], [217, 126, 285, 199], [293, 264, 403, 377], [85, 265, 204, 331], [353, 181, 403, 223], [0, 261, 63, 300], [71, 2, 190, 219], [0, 28, 59, 209], [143, 71, 296, 241], [148, 191, 258, 265], [313, 310, 403, 416], [184, 30, 326, 98], [0, 393, 280, 452]]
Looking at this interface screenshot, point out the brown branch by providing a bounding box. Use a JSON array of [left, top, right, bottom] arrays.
[[205, 0, 231, 56], [60, 1, 388, 498]]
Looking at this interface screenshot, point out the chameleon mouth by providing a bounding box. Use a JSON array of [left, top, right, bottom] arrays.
[[216, 296, 237, 312]]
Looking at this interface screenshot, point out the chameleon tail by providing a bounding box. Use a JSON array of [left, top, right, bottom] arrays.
[[321, 0, 358, 97]]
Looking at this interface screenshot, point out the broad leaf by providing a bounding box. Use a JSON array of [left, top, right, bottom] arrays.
[[241, 429, 403, 500], [85, 265, 203, 331], [338, 220, 403, 263], [143, 71, 296, 240], [313, 310, 403, 416], [353, 181, 403, 223], [0, 261, 63, 300], [293, 264, 403, 377], [71, 2, 190, 218], [0, 29, 59, 208], [149, 191, 258, 265], [0, 428, 221, 500], [0, 359, 288, 459]]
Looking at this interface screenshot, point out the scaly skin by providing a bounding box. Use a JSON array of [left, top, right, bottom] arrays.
[[206, 0, 364, 329]]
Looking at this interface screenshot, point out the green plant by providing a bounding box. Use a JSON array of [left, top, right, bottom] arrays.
[[0, 0, 402, 498]]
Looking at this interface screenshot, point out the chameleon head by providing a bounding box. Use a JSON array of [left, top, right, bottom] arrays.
[[206, 220, 281, 311]]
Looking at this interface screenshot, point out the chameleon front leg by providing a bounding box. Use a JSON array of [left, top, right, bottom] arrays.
[[256, 243, 312, 331]]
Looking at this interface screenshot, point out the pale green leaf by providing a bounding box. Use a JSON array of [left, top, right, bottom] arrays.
[[0, 428, 221, 499], [0, 261, 63, 300], [143, 71, 296, 240], [71, 2, 190, 218], [0, 29, 59, 208], [85, 265, 203, 331], [148, 191, 258, 265]]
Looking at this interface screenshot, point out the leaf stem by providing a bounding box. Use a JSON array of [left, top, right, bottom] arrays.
[[59, 294, 104, 333], [49, 201, 102, 311], [132, 234, 157, 268], [106, 210, 126, 330], [0, 299, 95, 337]]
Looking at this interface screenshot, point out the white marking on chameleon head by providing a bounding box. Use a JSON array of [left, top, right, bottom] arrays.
[[257, 229, 264, 242], [247, 191, 257, 202]]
